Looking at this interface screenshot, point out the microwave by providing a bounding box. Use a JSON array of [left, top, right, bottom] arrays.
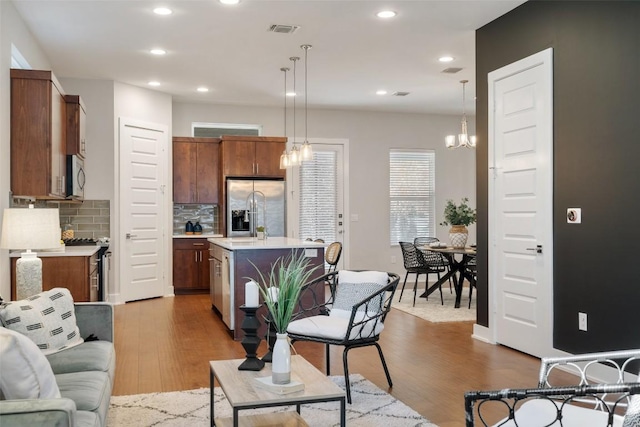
[[66, 155, 86, 199]]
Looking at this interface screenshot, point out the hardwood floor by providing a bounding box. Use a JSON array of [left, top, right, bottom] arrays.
[[112, 294, 560, 426]]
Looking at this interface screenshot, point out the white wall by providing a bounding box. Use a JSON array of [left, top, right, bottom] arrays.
[[173, 102, 476, 279], [0, 1, 53, 299], [111, 82, 173, 302]]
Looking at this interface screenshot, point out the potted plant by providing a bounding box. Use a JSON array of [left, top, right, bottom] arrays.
[[256, 225, 266, 240], [440, 198, 476, 248], [250, 251, 319, 384]]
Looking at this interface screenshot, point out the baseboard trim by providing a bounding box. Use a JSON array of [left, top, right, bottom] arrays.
[[472, 324, 494, 344]]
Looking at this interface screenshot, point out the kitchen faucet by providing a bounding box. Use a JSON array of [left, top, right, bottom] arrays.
[[244, 190, 267, 238]]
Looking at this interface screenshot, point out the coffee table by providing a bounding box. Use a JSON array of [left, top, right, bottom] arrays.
[[209, 355, 346, 427]]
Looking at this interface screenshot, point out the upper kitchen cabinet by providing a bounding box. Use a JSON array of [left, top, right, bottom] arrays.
[[11, 69, 67, 199], [220, 136, 286, 179], [64, 95, 86, 158], [173, 137, 220, 204]]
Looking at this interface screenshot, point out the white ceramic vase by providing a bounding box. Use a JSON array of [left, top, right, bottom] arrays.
[[257, 231, 265, 240], [271, 332, 291, 384], [449, 225, 469, 249]]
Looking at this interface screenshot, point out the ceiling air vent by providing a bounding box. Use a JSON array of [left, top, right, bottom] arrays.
[[392, 91, 410, 97], [268, 24, 300, 34], [442, 67, 463, 74]]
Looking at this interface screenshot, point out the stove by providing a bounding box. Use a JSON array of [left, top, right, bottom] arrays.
[[63, 238, 98, 246]]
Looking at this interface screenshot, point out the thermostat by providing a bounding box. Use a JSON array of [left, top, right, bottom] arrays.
[[567, 208, 581, 224]]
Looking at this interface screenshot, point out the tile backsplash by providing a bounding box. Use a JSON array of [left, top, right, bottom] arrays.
[[11, 199, 110, 240], [173, 204, 219, 235]]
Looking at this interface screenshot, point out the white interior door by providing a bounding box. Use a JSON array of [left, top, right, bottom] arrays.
[[119, 118, 168, 302], [287, 139, 348, 270], [488, 48, 553, 358]]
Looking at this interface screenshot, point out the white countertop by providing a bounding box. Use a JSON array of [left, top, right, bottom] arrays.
[[9, 245, 101, 258], [173, 234, 223, 239], [208, 237, 326, 251]]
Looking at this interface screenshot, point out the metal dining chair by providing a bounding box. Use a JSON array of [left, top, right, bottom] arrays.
[[398, 242, 445, 306], [414, 237, 453, 294]]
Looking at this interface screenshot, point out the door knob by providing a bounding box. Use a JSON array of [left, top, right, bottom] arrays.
[[526, 245, 543, 254], [126, 233, 137, 239]]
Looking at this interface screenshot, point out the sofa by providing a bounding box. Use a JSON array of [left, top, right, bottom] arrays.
[[0, 288, 115, 427]]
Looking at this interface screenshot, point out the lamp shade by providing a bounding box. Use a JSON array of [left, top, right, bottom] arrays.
[[0, 208, 61, 250]]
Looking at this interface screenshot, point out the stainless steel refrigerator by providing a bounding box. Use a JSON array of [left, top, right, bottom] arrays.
[[226, 179, 286, 237]]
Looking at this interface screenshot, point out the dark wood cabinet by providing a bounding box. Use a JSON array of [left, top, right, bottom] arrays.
[[172, 137, 220, 204], [10, 253, 98, 302], [220, 136, 286, 179], [173, 238, 210, 294], [10, 69, 67, 199], [64, 95, 86, 158]]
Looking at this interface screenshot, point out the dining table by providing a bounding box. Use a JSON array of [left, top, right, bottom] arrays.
[[418, 245, 477, 308]]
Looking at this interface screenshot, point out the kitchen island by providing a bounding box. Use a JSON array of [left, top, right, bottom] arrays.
[[208, 237, 325, 340]]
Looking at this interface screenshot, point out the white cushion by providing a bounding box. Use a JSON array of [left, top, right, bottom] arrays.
[[0, 326, 61, 399], [495, 399, 624, 427], [0, 288, 83, 355], [288, 313, 384, 341]]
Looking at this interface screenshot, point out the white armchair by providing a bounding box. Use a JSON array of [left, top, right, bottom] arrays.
[[464, 349, 640, 427]]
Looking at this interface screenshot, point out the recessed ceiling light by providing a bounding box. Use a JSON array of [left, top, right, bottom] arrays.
[[286, 92, 296, 97], [197, 87, 209, 93], [153, 7, 172, 15], [376, 10, 397, 19], [148, 81, 161, 87], [439, 56, 454, 63], [219, 0, 240, 4], [376, 90, 388, 95], [150, 49, 166, 55]]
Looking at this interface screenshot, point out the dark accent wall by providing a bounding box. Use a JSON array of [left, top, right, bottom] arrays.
[[476, 1, 640, 353]]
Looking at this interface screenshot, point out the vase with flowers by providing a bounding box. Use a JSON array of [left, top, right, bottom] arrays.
[[250, 251, 319, 384], [440, 198, 477, 248]]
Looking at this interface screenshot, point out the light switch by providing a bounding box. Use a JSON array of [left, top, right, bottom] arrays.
[[351, 214, 359, 222], [567, 208, 581, 224]]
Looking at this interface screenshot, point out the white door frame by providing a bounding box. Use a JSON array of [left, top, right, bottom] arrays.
[[112, 117, 170, 304], [487, 48, 554, 353], [286, 138, 350, 269]]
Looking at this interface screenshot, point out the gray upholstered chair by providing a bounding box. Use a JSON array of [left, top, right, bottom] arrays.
[[464, 349, 640, 426], [287, 270, 400, 404]]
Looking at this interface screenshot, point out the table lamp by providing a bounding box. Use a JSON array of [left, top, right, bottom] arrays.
[[0, 205, 61, 300]]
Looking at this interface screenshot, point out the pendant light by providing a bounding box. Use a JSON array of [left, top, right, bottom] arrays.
[[288, 56, 300, 166], [279, 67, 290, 170], [445, 80, 477, 149], [300, 44, 313, 161]]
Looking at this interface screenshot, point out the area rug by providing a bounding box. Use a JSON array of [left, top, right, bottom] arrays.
[[392, 284, 476, 323], [108, 374, 436, 427]]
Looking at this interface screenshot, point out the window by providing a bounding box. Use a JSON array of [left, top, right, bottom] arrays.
[[389, 149, 435, 245], [191, 122, 262, 138], [298, 150, 338, 244]]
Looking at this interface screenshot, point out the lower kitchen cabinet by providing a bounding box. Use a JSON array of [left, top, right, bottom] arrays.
[[10, 253, 98, 302], [173, 238, 210, 294]]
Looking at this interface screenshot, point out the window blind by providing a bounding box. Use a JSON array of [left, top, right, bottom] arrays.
[[389, 149, 435, 245], [298, 151, 338, 244]]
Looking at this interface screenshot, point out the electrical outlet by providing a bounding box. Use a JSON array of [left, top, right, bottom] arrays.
[[391, 255, 396, 264], [578, 312, 588, 331]]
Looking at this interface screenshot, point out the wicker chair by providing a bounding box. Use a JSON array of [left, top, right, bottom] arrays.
[[414, 236, 453, 293], [325, 241, 342, 273], [398, 242, 446, 306], [288, 270, 400, 404], [464, 349, 640, 426]]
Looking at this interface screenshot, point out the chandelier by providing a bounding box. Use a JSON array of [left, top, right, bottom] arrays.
[[445, 80, 476, 149]]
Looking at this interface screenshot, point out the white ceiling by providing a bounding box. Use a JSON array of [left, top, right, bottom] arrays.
[[12, 0, 525, 115]]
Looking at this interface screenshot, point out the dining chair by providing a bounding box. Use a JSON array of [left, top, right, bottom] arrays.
[[466, 256, 477, 309], [414, 236, 453, 294], [398, 242, 445, 306], [325, 241, 342, 273], [287, 270, 400, 404]]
